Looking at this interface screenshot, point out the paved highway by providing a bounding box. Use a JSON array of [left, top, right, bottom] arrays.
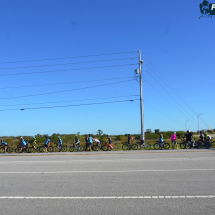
[[0, 149, 215, 215]]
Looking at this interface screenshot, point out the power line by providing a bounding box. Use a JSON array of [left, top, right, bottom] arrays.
[[142, 66, 197, 125], [0, 63, 138, 77], [0, 76, 134, 90], [0, 57, 137, 71], [0, 79, 134, 100], [0, 99, 138, 112], [144, 100, 184, 128], [142, 56, 199, 117], [0, 95, 139, 107], [0, 51, 138, 65]]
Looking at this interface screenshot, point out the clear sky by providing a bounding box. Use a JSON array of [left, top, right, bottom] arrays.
[[0, 0, 214, 136]]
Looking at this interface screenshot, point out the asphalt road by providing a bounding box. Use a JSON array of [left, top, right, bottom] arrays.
[[0, 149, 215, 215]]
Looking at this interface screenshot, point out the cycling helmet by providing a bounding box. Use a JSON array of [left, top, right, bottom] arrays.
[[174, 132, 176, 134], [33, 136, 35, 139], [21, 137, 23, 139], [58, 136, 60, 138], [75, 135, 77, 137]]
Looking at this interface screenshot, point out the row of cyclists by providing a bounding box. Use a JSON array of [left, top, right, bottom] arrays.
[[1, 131, 212, 153], [156, 130, 212, 149], [0, 134, 113, 153]]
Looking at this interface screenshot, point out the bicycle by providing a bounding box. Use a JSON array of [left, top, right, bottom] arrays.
[[153, 141, 170, 150], [92, 142, 103, 151], [53, 143, 68, 152], [102, 142, 118, 151], [132, 141, 152, 150], [180, 138, 192, 149], [70, 143, 83, 152], [0, 145, 13, 154]]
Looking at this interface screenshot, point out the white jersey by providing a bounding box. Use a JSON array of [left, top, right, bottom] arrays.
[[94, 139, 100, 144]]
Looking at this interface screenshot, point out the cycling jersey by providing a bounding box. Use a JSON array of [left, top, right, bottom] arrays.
[[128, 136, 133, 144], [171, 134, 177, 141], [44, 139, 50, 145], [199, 134, 204, 142], [20, 139, 27, 146], [88, 136, 93, 143], [33, 139, 37, 145], [184, 133, 192, 142], [58, 138, 62, 145], [107, 136, 111, 144], [1, 142, 7, 146], [94, 139, 100, 144], [207, 135, 211, 141], [159, 138, 163, 143]]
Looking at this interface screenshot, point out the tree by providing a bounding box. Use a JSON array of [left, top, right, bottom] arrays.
[[146, 129, 152, 134], [154, 129, 160, 134], [97, 130, 103, 136]]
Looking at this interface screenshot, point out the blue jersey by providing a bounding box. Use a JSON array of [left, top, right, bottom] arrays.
[[58, 139, 62, 145], [159, 137, 163, 143], [20, 139, 26, 145], [45, 139, 50, 145], [2, 142, 7, 145], [89, 137, 93, 143]]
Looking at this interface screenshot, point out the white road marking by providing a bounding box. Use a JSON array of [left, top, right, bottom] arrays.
[[0, 195, 214, 199], [0, 157, 215, 164], [0, 169, 214, 174]]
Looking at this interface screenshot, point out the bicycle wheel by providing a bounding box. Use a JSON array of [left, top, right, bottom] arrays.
[[132, 144, 138, 150], [70, 146, 74, 152], [153, 143, 160, 150], [180, 143, 187, 149], [7, 147, 13, 153], [122, 144, 129, 150], [164, 143, 170, 150], [47, 146, 53, 152], [144, 144, 151, 150], [92, 144, 99, 151], [62, 147, 67, 152], [112, 145, 118, 151]]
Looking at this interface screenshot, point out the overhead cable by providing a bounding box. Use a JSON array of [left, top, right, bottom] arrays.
[[0, 63, 138, 77], [0, 79, 134, 100], [0, 99, 138, 112], [0, 51, 138, 65]]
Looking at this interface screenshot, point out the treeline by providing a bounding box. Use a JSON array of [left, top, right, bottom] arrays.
[[1, 129, 206, 148]]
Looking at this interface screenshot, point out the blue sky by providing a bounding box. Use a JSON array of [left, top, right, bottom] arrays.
[[0, 0, 214, 136]]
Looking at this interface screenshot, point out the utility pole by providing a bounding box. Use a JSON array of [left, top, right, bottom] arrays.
[[197, 113, 202, 135], [185, 120, 189, 131], [138, 50, 144, 141]]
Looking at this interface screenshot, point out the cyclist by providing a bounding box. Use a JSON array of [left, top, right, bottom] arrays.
[[93, 138, 101, 145], [171, 132, 178, 149], [158, 134, 164, 149], [137, 138, 145, 149], [25, 139, 29, 147], [184, 130, 193, 148], [85, 135, 89, 151], [32, 136, 37, 150], [199, 131, 204, 142], [44, 138, 51, 153], [1, 139, 7, 154], [106, 134, 113, 150], [207, 134, 212, 142], [128, 134, 133, 150], [20, 137, 27, 153], [57, 136, 63, 151], [88, 135, 93, 151]]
